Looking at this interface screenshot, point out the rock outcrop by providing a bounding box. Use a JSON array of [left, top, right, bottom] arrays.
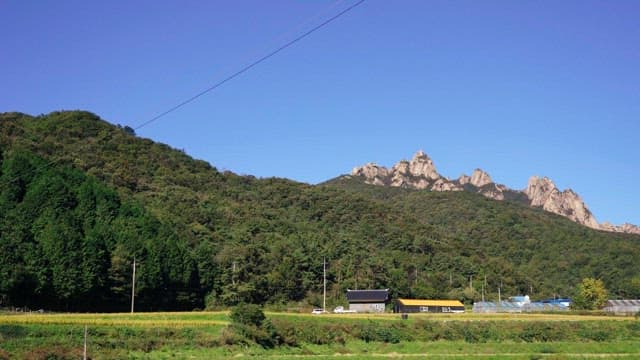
[[469, 169, 493, 188], [350, 151, 640, 234], [600, 222, 640, 235], [525, 176, 599, 229], [351, 163, 389, 186], [351, 151, 462, 191]]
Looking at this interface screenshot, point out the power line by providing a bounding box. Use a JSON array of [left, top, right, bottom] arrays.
[[134, 0, 366, 131], [0, 2, 365, 187]]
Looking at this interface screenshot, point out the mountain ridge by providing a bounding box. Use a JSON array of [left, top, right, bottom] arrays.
[[351, 150, 640, 235], [2, 111, 640, 311]]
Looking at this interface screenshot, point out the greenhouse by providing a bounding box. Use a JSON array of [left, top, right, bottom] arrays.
[[472, 300, 568, 313], [602, 300, 640, 315]]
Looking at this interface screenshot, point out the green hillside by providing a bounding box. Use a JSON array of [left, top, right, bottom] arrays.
[[1, 111, 639, 311]]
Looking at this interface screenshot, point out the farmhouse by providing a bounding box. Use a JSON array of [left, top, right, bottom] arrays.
[[346, 289, 389, 313], [602, 299, 640, 315], [394, 298, 465, 313]]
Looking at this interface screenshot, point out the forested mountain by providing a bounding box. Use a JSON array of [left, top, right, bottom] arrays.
[[1, 111, 639, 311]]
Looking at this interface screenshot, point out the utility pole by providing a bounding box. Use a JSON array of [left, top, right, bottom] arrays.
[[131, 257, 136, 313], [482, 274, 486, 302], [83, 325, 88, 360], [323, 257, 327, 312], [232, 261, 237, 286]]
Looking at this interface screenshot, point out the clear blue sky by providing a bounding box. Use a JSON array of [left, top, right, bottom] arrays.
[[2, 1, 639, 226]]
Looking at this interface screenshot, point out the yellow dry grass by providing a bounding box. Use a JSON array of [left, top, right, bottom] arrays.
[[0, 311, 229, 327], [0, 310, 633, 328]]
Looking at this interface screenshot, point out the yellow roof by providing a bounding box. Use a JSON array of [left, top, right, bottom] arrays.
[[398, 299, 464, 307]]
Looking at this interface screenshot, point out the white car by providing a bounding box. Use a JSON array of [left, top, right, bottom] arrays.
[[333, 306, 356, 314], [311, 308, 326, 314]]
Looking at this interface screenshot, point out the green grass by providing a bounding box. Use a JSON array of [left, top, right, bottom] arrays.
[[129, 341, 640, 359], [1, 311, 639, 359]]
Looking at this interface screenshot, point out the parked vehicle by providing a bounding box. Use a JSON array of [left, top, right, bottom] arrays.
[[333, 306, 356, 314]]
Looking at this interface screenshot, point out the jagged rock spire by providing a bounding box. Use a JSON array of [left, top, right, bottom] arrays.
[[349, 151, 640, 234], [470, 169, 493, 188]]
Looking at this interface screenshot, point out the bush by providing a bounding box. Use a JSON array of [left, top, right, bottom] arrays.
[[359, 322, 409, 344], [582, 329, 611, 342], [218, 327, 246, 346], [518, 323, 569, 343], [227, 304, 284, 349], [230, 303, 266, 327]]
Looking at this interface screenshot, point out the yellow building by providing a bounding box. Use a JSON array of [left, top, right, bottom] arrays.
[[394, 298, 464, 313]]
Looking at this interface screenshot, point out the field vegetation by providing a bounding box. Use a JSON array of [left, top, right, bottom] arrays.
[[1, 310, 640, 359]]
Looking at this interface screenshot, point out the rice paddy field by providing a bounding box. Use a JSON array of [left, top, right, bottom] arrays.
[[1, 311, 639, 359]]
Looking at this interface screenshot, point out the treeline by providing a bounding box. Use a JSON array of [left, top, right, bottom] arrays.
[[1, 111, 640, 311], [0, 151, 200, 311]]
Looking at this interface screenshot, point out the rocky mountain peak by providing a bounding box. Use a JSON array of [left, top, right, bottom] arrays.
[[408, 150, 440, 180], [525, 176, 558, 207], [524, 176, 599, 229], [352, 151, 447, 190], [349, 151, 640, 235], [351, 162, 389, 186], [470, 169, 493, 188]]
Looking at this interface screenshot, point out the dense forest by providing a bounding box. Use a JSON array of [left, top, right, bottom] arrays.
[[1, 111, 639, 311]]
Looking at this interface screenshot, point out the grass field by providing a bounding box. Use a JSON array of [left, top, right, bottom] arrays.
[[1, 311, 639, 359]]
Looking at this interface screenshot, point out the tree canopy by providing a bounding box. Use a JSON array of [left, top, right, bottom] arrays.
[[572, 278, 608, 310], [1, 111, 639, 311]]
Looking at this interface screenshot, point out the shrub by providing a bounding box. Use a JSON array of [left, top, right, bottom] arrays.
[[230, 303, 266, 327], [359, 322, 409, 344], [228, 304, 285, 349], [518, 323, 566, 342]]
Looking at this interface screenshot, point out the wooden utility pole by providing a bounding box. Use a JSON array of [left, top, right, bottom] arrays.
[[323, 257, 327, 312], [232, 261, 237, 286], [83, 325, 88, 360], [131, 257, 136, 313], [482, 274, 486, 302]]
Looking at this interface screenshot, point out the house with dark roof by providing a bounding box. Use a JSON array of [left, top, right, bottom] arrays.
[[346, 289, 389, 313]]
